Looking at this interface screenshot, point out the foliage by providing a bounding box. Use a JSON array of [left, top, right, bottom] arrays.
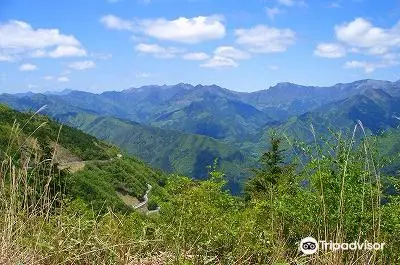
[[1, 105, 400, 264]]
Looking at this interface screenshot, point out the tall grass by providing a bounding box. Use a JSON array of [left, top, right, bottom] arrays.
[[0, 110, 399, 264], [0, 113, 159, 264]]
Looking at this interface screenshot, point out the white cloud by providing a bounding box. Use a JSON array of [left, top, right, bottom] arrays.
[[335, 18, 400, 53], [182, 52, 209, 60], [268, 65, 279, 70], [199, 46, 249, 68], [314, 43, 346, 58], [30, 49, 47, 58], [100, 15, 134, 31], [235, 25, 296, 53], [266, 7, 284, 20], [43, 76, 53, 80], [201, 56, 238, 68], [344, 58, 399, 73], [101, 15, 226, 44], [141, 16, 226, 44], [0, 20, 81, 49], [214, 46, 250, 60], [0, 20, 86, 59], [68, 60, 96, 70], [48, 45, 87, 58], [57, 76, 69, 82], [344, 61, 376, 73], [19, 63, 37, 71], [28, 84, 37, 89], [135, 43, 182, 58]]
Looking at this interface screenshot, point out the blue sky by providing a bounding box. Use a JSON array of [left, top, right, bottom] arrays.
[[0, 0, 400, 93]]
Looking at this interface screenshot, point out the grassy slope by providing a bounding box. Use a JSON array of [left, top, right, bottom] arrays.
[[0, 104, 166, 212]]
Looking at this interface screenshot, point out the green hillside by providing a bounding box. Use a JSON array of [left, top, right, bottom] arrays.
[[0, 104, 166, 212]]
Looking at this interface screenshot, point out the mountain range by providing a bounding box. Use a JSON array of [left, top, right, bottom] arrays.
[[2, 79, 400, 190]]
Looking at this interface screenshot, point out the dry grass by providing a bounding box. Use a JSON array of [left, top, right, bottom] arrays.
[[0, 110, 396, 264]]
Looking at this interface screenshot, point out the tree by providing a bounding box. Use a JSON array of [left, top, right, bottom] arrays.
[[245, 132, 294, 199]]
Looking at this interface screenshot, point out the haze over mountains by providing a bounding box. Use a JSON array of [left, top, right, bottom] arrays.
[[2, 79, 400, 191]]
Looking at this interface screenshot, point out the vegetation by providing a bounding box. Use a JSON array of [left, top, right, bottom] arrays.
[[1, 106, 399, 264], [62, 112, 252, 193], [0, 105, 166, 213]]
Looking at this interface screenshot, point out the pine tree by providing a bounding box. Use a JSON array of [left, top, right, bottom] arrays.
[[245, 132, 293, 199]]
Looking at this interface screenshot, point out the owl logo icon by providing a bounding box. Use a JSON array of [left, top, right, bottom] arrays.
[[299, 237, 319, 255]]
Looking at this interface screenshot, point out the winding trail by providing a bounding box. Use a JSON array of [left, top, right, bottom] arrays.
[[133, 184, 152, 209]]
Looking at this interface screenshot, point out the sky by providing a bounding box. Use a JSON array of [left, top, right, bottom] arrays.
[[0, 0, 400, 93]]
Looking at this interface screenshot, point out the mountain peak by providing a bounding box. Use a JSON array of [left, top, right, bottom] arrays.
[[269, 82, 311, 91], [44, 88, 74, 96]]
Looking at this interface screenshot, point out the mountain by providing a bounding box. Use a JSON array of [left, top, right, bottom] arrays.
[[101, 84, 272, 141], [2, 79, 400, 193], [0, 104, 166, 212], [4, 79, 399, 143], [0, 84, 273, 141], [150, 95, 272, 141], [58, 112, 254, 193], [272, 88, 400, 143], [240, 79, 400, 120]]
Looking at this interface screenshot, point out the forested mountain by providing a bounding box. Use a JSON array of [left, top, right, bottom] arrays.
[[1, 79, 400, 189], [60, 111, 253, 193]]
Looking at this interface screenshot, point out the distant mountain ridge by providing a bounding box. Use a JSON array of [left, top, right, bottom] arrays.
[[1, 78, 400, 187]]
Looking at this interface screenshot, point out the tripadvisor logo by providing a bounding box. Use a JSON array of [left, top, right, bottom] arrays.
[[299, 237, 319, 255], [299, 237, 385, 255]]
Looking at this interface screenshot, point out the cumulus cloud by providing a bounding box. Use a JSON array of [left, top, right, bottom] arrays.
[[19, 63, 37, 71], [135, 43, 183, 58], [68, 60, 96, 70], [100, 15, 134, 31], [214, 46, 250, 60], [57, 76, 69, 82], [48, 45, 87, 58], [235, 25, 296, 53], [200, 56, 238, 68], [199, 46, 249, 68], [335, 18, 400, 54], [140, 16, 226, 44], [344, 58, 399, 73], [0, 20, 86, 59], [344, 60, 376, 73], [100, 15, 226, 44], [314, 43, 346, 58], [182, 52, 209, 60]]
